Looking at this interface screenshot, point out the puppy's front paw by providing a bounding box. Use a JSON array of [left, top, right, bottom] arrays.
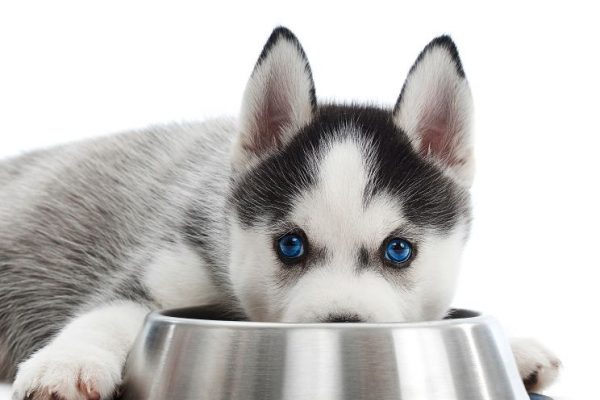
[[11, 344, 122, 400], [511, 338, 561, 392]]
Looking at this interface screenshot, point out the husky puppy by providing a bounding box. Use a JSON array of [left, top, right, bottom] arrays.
[[1, 27, 559, 399]]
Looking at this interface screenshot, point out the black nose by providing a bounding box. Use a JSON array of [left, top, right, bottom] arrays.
[[325, 313, 364, 323]]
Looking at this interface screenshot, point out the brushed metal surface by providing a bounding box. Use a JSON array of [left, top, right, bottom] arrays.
[[121, 306, 529, 400]]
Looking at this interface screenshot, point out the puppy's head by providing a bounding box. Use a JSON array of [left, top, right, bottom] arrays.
[[228, 27, 473, 323]]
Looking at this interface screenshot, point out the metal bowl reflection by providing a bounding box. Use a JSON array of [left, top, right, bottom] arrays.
[[121, 306, 529, 400]]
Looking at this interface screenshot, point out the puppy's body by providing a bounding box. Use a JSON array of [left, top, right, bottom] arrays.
[[0, 28, 560, 399], [0, 120, 236, 380]]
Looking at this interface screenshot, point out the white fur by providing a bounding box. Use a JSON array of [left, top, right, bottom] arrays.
[[143, 242, 222, 309], [282, 268, 404, 322], [297, 137, 396, 248], [233, 33, 314, 172], [228, 221, 278, 321], [229, 137, 469, 323], [286, 139, 468, 322], [511, 338, 562, 392], [282, 139, 405, 321], [402, 226, 468, 319], [11, 301, 149, 400], [393, 45, 474, 187]]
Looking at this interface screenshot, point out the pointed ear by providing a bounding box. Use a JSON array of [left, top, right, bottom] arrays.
[[233, 27, 316, 172], [393, 36, 474, 187]]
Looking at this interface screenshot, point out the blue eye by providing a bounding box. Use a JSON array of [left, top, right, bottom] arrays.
[[384, 238, 413, 264], [277, 233, 305, 261]]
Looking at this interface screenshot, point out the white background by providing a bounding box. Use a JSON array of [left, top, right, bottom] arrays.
[[1, 1, 598, 399]]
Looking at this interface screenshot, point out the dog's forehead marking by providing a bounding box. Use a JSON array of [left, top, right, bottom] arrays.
[[319, 139, 366, 213], [292, 137, 404, 251]]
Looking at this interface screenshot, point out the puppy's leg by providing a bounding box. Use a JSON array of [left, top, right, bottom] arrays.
[[511, 338, 561, 392], [11, 301, 150, 400]]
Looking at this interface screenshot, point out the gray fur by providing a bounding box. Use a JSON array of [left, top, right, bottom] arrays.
[[0, 119, 238, 379]]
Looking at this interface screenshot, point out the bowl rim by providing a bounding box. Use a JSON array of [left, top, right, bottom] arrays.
[[147, 306, 493, 330]]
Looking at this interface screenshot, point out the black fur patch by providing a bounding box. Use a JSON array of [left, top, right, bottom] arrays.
[[394, 35, 465, 114], [523, 369, 540, 390], [358, 247, 370, 269], [231, 104, 470, 233], [444, 308, 480, 319], [324, 313, 363, 323], [253, 26, 317, 110]]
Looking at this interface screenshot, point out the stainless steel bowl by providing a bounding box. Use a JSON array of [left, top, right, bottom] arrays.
[[121, 306, 529, 400]]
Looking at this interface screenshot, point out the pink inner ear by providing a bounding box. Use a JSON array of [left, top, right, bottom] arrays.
[[246, 81, 293, 155], [418, 114, 464, 167]]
